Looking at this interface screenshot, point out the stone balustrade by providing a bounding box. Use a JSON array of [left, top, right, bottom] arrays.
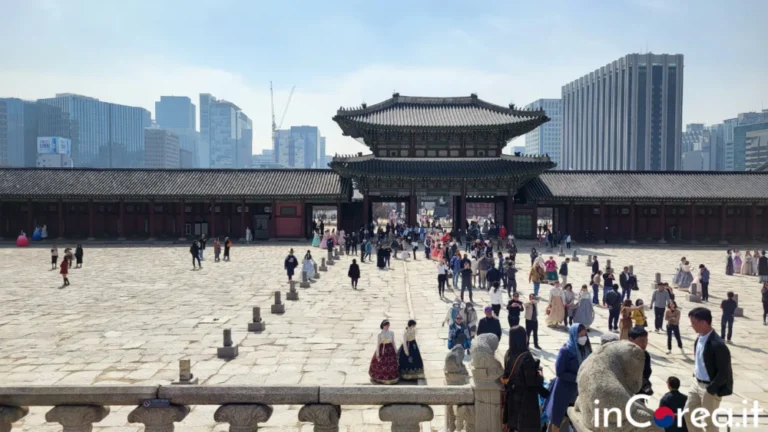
[[0, 385, 476, 431]]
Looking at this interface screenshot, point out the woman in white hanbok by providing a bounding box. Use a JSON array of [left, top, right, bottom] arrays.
[[302, 251, 316, 280]]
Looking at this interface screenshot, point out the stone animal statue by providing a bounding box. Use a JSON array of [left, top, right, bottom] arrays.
[[570, 341, 662, 432], [444, 345, 471, 431]]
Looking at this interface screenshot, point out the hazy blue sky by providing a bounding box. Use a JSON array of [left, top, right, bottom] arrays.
[[1, 0, 766, 154]]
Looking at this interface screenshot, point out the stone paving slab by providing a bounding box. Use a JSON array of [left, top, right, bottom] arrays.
[[1, 242, 767, 431]]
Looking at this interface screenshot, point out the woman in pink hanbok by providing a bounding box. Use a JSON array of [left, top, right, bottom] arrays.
[[431, 241, 443, 260], [338, 230, 346, 248], [320, 231, 331, 249]]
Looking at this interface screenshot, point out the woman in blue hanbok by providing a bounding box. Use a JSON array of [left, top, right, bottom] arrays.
[[302, 251, 315, 280], [312, 231, 320, 247]]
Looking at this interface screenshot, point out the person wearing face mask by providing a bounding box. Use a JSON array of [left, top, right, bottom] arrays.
[[543, 324, 592, 432]]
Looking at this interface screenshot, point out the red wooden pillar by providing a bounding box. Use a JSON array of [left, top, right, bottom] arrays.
[[531, 201, 538, 239], [362, 193, 370, 228], [88, 201, 95, 239], [178, 200, 186, 240], [750, 203, 758, 241], [241, 199, 247, 239], [659, 202, 667, 243], [506, 195, 515, 235], [720, 204, 728, 244], [209, 200, 216, 238], [690, 203, 696, 244], [408, 195, 417, 227], [57, 200, 64, 239], [269, 200, 277, 238], [148, 200, 156, 239], [629, 203, 637, 243], [567, 202, 574, 237], [599, 202, 606, 243], [27, 199, 33, 233]]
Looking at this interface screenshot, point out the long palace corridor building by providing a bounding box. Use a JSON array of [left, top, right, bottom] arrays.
[[0, 93, 766, 243]]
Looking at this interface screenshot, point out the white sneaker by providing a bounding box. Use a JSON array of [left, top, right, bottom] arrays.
[[666, 350, 671, 355]]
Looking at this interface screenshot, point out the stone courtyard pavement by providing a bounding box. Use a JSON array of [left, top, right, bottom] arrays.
[[1, 241, 768, 431]]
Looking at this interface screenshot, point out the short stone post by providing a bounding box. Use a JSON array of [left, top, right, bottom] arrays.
[[470, 334, 504, 432], [688, 283, 702, 303], [606, 259, 612, 271], [379, 405, 433, 432], [319, 257, 328, 271], [326, 250, 335, 266], [298, 404, 341, 432], [313, 262, 321, 278], [217, 329, 238, 359], [128, 404, 189, 432], [271, 291, 285, 314], [655, 272, 661, 284], [172, 359, 198, 384], [733, 294, 743, 317], [287, 281, 299, 301], [248, 307, 265, 332], [300, 271, 311, 288], [571, 249, 579, 262], [586, 255, 592, 267], [0, 406, 28, 432], [46, 405, 110, 432], [629, 265, 634, 275], [558, 244, 565, 257], [333, 247, 340, 260], [214, 404, 273, 431]]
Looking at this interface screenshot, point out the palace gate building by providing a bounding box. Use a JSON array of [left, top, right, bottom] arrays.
[[0, 94, 767, 243]]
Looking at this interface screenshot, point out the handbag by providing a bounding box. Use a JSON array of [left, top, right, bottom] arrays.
[[501, 353, 524, 387]]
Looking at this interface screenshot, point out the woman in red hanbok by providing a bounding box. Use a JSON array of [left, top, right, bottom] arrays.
[[431, 241, 443, 261], [369, 320, 399, 384]]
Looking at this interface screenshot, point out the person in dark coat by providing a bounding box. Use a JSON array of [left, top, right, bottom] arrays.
[[544, 323, 592, 432], [758, 250, 768, 283], [284, 249, 298, 281], [190, 241, 201, 269], [348, 259, 361, 289], [659, 376, 688, 432], [376, 244, 387, 269], [591, 256, 600, 276], [502, 326, 546, 432], [477, 306, 501, 340], [74, 244, 84, 268]]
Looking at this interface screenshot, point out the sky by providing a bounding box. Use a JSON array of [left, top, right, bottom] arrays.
[[1, 0, 766, 156]]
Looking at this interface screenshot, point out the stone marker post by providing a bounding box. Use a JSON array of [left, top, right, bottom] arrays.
[[271, 291, 285, 314], [586, 255, 592, 266], [688, 283, 702, 303], [571, 249, 579, 262], [313, 262, 321, 278], [300, 271, 311, 288], [172, 359, 198, 384], [629, 265, 634, 275], [287, 280, 299, 301], [606, 259, 612, 271], [559, 244, 565, 257], [333, 247, 340, 260], [319, 257, 328, 271], [248, 307, 265, 332], [733, 293, 743, 317], [655, 272, 661, 283], [327, 250, 335, 266], [217, 328, 238, 359]]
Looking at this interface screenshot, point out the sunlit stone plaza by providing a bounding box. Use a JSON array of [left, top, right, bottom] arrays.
[[1, 241, 767, 431]]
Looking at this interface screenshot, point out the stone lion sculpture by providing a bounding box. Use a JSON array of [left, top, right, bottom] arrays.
[[570, 341, 662, 432], [444, 345, 471, 432]]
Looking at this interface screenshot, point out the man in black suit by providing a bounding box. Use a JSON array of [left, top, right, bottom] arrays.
[[684, 307, 733, 432], [659, 376, 688, 432], [619, 266, 633, 301]]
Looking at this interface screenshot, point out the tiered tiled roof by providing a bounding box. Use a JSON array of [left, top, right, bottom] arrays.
[[333, 93, 549, 141], [0, 168, 350, 200], [525, 171, 768, 202], [330, 154, 555, 179]]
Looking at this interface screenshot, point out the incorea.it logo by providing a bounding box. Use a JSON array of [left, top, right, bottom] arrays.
[[653, 406, 675, 428]]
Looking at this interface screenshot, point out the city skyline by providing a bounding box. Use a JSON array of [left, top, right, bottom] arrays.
[[1, 0, 766, 157]]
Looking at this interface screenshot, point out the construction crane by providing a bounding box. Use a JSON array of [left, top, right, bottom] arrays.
[[270, 82, 296, 148]]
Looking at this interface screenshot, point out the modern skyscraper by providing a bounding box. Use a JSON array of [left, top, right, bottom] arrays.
[[736, 122, 768, 171], [273, 126, 322, 168], [523, 99, 562, 166], [727, 110, 768, 171], [37, 94, 150, 168], [561, 53, 684, 171], [156, 96, 199, 167], [0, 98, 73, 167], [145, 128, 181, 168], [199, 94, 252, 168]]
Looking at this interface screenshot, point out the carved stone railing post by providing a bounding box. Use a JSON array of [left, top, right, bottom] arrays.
[[470, 333, 503, 432], [298, 404, 341, 432], [214, 404, 273, 432], [0, 406, 28, 432], [379, 404, 433, 432], [456, 405, 475, 432], [45, 405, 110, 432], [444, 345, 469, 432], [128, 404, 189, 432]]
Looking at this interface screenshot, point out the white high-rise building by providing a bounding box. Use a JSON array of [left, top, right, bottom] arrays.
[[561, 53, 684, 171], [523, 99, 561, 167]]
